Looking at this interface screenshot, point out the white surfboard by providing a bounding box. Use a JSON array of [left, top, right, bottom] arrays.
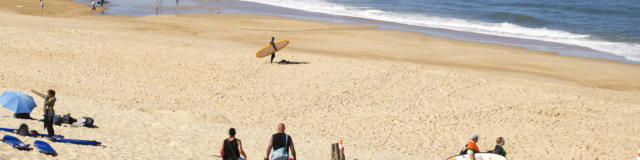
[[446, 153, 507, 160]]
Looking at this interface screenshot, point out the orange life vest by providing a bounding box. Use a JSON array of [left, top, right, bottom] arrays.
[[465, 140, 480, 153]]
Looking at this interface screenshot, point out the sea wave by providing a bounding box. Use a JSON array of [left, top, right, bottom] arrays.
[[238, 0, 640, 61]]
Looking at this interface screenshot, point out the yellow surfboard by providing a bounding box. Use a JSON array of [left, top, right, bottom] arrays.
[[256, 40, 289, 58]]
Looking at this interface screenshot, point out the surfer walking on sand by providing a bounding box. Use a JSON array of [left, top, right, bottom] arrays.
[[461, 134, 480, 155], [270, 37, 278, 63]]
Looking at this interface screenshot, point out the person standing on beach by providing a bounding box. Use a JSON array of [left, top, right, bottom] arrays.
[[265, 123, 296, 160], [100, 0, 104, 7], [270, 37, 278, 64], [40, 0, 44, 10], [32, 89, 56, 137], [220, 128, 247, 160], [91, 0, 96, 13]]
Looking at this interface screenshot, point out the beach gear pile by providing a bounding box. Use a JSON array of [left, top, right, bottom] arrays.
[[53, 113, 95, 128], [1, 123, 101, 157]]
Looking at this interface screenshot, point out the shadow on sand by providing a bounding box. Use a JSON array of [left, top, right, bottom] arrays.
[[277, 59, 310, 65]]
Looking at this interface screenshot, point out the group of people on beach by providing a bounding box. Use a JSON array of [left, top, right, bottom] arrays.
[[461, 134, 507, 157], [220, 123, 296, 160]]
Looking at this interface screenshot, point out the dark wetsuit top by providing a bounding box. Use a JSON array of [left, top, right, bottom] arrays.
[[272, 133, 291, 153], [223, 138, 239, 160], [270, 39, 278, 51], [493, 144, 506, 157], [270, 39, 277, 63]]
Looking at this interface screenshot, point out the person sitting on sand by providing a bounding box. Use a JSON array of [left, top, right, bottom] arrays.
[[265, 123, 296, 160], [463, 134, 480, 154], [492, 137, 507, 157], [220, 128, 247, 160], [270, 37, 278, 64], [15, 124, 33, 137]]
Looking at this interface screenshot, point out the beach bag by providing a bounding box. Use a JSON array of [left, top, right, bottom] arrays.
[[53, 116, 62, 125], [61, 114, 77, 124], [272, 135, 289, 160], [17, 124, 30, 136], [82, 117, 94, 127]]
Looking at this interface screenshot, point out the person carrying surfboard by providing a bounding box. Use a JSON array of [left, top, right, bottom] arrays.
[[464, 134, 481, 154], [492, 137, 507, 157], [270, 37, 278, 63]]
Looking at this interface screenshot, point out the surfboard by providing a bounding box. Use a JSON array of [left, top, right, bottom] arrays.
[[0, 127, 64, 138], [446, 153, 507, 160], [34, 140, 57, 156], [0, 128, 17, 132], [49, 137, 101, 146], [32, 133, 64, 138], [256, 40, 289, 58], [2, 135, 31, 150]]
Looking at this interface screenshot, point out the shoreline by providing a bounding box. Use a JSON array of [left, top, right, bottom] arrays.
[[90, 0, 638, 64], [62, 0, 640, 91], [1, 0, 639, 159]]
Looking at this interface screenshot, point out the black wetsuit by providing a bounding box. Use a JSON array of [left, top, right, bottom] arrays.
[[44, 109, 54, 137], [493, 144, 506, 157], [222, 138, 239, 160], [270, 39, 278, 63]]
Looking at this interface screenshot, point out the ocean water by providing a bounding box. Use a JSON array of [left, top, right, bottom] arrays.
[[237, 0, 640, 62], [84, 0, 640, 63]]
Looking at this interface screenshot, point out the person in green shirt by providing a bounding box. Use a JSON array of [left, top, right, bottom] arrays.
[[492, 137, 507, 157]]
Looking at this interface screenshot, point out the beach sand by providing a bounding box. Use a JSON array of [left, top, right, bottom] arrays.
[[0, 0, 639, 159]]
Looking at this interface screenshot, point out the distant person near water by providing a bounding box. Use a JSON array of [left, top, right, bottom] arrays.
[[460, 134, 480, 155], [32, 89, 56, 137], [40, 0, 44, 9], [269, 37, 277, 64], [492, 137, 507, 157], [220, 128, 247, 160], [91, 0, 96, 13], [265, 123, 296, 160]]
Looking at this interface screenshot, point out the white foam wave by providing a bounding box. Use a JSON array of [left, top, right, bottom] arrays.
[[239, 0, 640, 61]]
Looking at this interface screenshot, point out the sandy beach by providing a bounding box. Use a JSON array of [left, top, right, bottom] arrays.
[[1, 0, 639, 159]]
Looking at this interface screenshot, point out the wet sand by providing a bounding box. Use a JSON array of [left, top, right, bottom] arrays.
[[0, 0, 639, 159]]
